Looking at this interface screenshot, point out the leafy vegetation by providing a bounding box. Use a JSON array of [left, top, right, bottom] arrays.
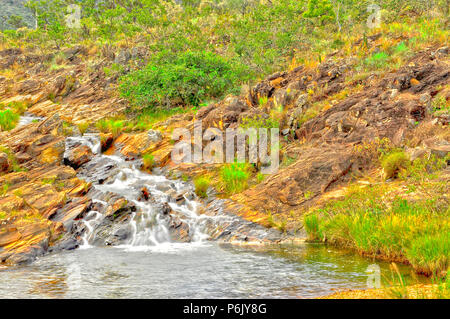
[[120, 50, 247, 110], [220, 162, 251, 194]]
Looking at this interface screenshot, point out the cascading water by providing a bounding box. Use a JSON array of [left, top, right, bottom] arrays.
[[17, 113, 44, 127], [65, 134, 211, 250]]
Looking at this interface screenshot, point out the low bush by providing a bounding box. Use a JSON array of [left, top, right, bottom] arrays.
[[120, 51, 248, 110]]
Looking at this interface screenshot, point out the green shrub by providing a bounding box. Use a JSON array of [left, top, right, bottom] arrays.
[[220, 162, 250, 194], [194, 176, 211, 198], [381, 150, 410, 180], [120, 51, 247, 110], [0, 109, 20, 131]]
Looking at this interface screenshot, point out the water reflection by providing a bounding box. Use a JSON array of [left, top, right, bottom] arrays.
[[0, 243, 427, 299]]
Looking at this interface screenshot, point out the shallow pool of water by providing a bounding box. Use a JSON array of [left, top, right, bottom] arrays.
[[0, 243, 422, 299]]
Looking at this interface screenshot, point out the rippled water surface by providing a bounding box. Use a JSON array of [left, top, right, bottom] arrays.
[[0, 243, 419, 299]]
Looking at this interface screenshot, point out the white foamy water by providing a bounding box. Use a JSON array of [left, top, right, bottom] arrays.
[[66, 134, 209, 250]]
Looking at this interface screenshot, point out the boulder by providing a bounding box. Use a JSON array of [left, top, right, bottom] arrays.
[[64, 145, 93, 169]]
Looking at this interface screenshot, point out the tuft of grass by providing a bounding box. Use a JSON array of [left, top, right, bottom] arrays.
[[267, 212, 287, 233], [96, 119, 125, 138], [407, 233, 450, 276], [1, 182, 11, 196], [77, 121, 90, 135], [304, 214, 321, 241], [0, 109, 20, 131], [142, 153, 155, 171], [364, 51, 390, 70], [220, 162, 250, 194], [380, 150, 410, 180], [194, 176, 211, 198]]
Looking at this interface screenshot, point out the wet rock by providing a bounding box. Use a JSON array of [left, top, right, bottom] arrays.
[[49, 238, 79, 252], [90, 206, 134, 246], [158, 202, 172, 215], [167, 214, 190, 242], [64, 145, 93, 169], [77, 156, 119, 184]]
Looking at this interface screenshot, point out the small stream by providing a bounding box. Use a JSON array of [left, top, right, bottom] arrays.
[[1, 123, 426, 298]]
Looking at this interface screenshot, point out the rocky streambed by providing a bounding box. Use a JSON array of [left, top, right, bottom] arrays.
[[60, 133, 290, 249], [0, 124, 424, 298]]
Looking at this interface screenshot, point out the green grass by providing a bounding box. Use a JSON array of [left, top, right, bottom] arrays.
[[0, 109, 20, 131], [220, 162, 251, 194], [132, 107, 194, 131], [364, 52, 390, 70], [267, 212, 287, 233], [95, 119, 125, 137], [304, 180, 449, 276], [194, 176, 211, 198], [1, 182, 11, 196]]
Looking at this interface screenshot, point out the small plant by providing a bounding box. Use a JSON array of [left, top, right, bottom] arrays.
[[267, 212, 287, 233], [194, 176, 211, 198], [0, 109, 20, 131], [256, 172, 265, 183], [62, 121, 74, 136], [258, 96, 268, 107], [95, 119, 109, 133], [1, 182, 11, 196], [41, 177, 56, 185], [220, 162, 250, 194], [109, 120, 124, 138], [380, 150, 410, 180], [364, 51, 390, 70], [304, 214, 321, 241], [0, 145, 20, 172], [142, 153, 155, 171], [77, 121, 90, 135], [95, 119, 125, 137]]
